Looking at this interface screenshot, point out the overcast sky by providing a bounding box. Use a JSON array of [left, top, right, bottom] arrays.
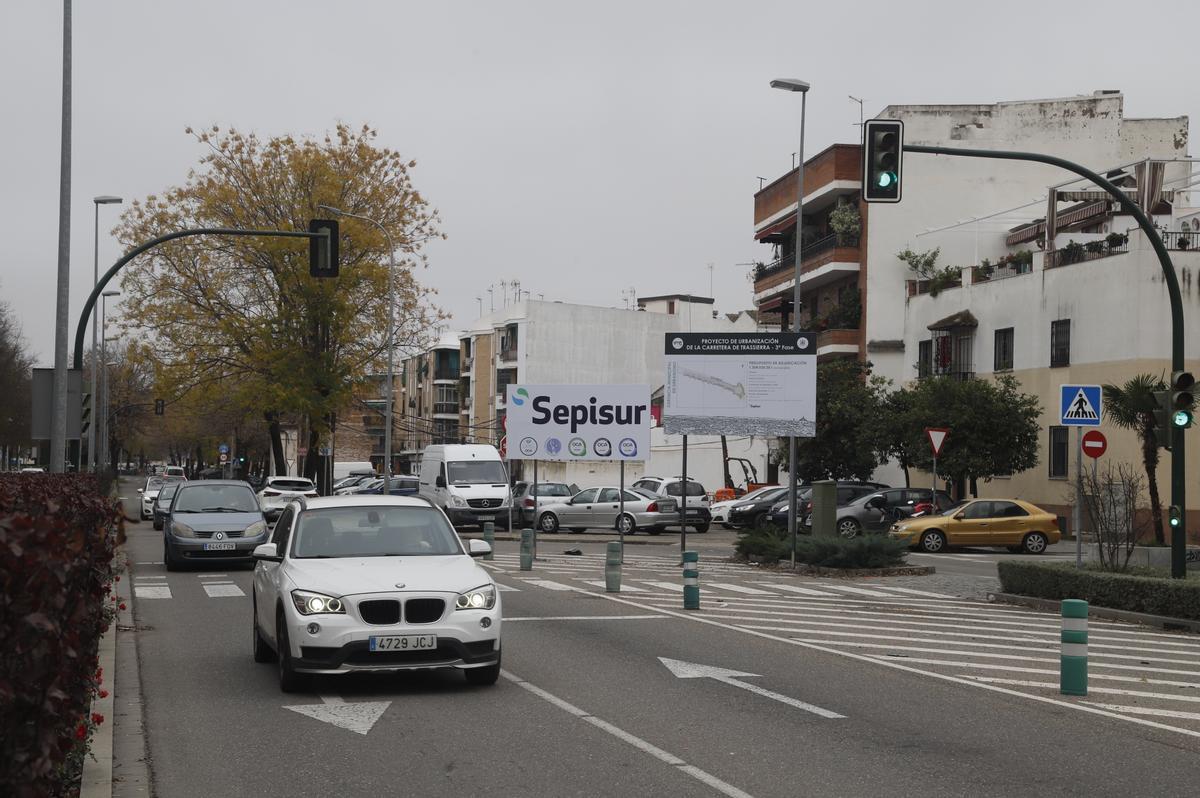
[[2, 0, 1195, 364]]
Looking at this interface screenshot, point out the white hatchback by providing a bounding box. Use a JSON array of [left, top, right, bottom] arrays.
[[257, 476, 319, 521], [251, 495, 501, 692]]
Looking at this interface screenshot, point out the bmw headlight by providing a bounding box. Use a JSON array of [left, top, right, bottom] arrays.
[[450, 495, 468, 508], [244, 520, 267, 538], [455, 584, 496, 611], [171, 521, 196, 538], [291, 590, 346, 615]]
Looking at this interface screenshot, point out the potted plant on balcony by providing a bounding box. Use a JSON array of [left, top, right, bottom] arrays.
[[829, 202, 861, 247], [1085, 240, 1105, 255], [1105, 231, 1128, 251], [1012, 249, 1033, 273], [976, 258, 994, 282], [1062, 240, 1085, 265]]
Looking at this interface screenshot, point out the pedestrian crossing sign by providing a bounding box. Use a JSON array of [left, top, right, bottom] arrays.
[[1060, 384, 1102, 426]]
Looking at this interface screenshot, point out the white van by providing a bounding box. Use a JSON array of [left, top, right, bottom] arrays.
[[419, 444, 511, 529], [333, 461, 375, 481]]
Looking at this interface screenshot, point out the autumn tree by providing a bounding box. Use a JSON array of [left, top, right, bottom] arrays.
[[113, 124, 442, 481], [0, 294, 34, 465]]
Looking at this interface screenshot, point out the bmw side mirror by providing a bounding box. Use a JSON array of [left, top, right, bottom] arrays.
[[137, 488, 144, 494], [436, 475, 447, 488], [468, 539, 492, 558], [252, 543, 282, 562]]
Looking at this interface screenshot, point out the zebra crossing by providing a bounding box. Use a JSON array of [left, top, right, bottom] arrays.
[[132, 572, 246, 599], [487, 550, 1200, 738]]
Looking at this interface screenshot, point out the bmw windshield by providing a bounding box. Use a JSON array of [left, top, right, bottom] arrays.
[[290, 506, 462, 558]]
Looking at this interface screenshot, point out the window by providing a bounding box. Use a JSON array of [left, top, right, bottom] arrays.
[[667, 300, 676, 314], [272, 507, 295, 550], [291, 506, 460, 558], [992, 501, 1029, 518], [599, 488, 621, 503], [1049, 426, 1069, 478], [994, 327, 1014, 371], [573, 488, 599, 504], [961, 501, 995, 520], [174, 484, 259, 513], [918, 340, 932, 377], [1051, 319, 1071, 367]]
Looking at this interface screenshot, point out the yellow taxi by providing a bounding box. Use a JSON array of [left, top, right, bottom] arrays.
[[889, 498, 1060, 554]]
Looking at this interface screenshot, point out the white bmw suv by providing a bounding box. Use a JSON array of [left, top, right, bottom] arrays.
[[251, 495, 501, 692]]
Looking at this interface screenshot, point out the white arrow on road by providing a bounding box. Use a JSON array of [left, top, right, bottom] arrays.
[[283, 694, 390, 735], [658, 657, 844, 719]]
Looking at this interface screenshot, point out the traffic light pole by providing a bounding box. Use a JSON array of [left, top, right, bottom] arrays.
[[907, 144, 1188, 578]]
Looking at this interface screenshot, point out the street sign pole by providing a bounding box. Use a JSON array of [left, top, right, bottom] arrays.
[[932, 455, 937, 496], [1075, 427, 1083, 569]]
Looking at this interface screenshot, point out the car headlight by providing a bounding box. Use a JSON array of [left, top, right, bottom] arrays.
[[291, 590, 346, 615], [450, 495, 468, 508], [455, 584, 496, 611], [244, 520, 267, 538], [171, 521, 196, 538]]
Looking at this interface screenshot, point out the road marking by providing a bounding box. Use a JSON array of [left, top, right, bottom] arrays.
[[494, 582, 520, 592], [752, 583, 838, 597], [639, 581, 684, 592], [819, 584, 911, 598], [135, 561, 163, 565], [962, 677, 1200, 703], [658, 657, 844, 719], [283, 694, 390, 735], [1086, 703, 1200, 721], [580, 580, 647, 592], [880, 657, 1200, 689], [706, 583, 776, 596], [506, 615, 668, 622], [502, 670, 754, 798], [521, 579, 574, 591], [134, 575, 167, 580], [197, 573, 229, 578], [133, 585, 172, 599], [203, 584, 245, 598], [854, 584, 957, 599]]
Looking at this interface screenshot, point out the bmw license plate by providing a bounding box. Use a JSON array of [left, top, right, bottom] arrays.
[[202, 542, 236, 551], [369, 634, 437, 652]]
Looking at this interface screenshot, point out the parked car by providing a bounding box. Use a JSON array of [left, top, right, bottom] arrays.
[[726, 486, 792, 529], [511, 482, 575, 526], [631, 476, 711, 533], [19, 466, 45, 473], [332, 473, 376, 493], [889, 498, 1061, 554], [710, 485, 779, 528], [163, 480, 268, 570], [534, 486, 678, 535], [358, 476, 420, 496], [817, 488, 955, 538], [767, 483, 885, 529], [250, 495, 500, 691], [165, 466, 187, 479], [419, 444, 511, 529], [152, 482, 181, 531], [257, 476, 319, 521], [139, 474, 185, 520]]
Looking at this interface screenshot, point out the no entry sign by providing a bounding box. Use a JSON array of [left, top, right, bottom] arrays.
[[1082, 429, 1107, 459]]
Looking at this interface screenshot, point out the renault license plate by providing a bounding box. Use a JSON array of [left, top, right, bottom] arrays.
[[203, 542, 236, 551], [369, 634, 437, 652]]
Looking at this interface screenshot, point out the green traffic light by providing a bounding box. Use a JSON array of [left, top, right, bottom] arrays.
[[878, 172, 896, 188], [1173, 409, 1193, 427]]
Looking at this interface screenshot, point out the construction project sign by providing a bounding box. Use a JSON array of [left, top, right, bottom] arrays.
[[663, 332, 816, 436]]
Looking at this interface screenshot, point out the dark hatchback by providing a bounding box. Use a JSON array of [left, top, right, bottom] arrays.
[[163, 480, 269, 570]]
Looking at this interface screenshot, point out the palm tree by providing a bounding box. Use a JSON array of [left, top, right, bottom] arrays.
[[1103, 374, 1167, 544]]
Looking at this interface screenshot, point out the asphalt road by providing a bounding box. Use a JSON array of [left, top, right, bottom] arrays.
[[114, 482, 1200, 797]]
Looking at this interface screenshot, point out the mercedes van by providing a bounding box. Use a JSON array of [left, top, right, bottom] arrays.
[[419, 444, 512, 529]]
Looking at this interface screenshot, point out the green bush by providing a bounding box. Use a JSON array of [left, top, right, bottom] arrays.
[[736, 527, 908, 569], [998, 561, 1200, 620], [735, 528, 789, 561]]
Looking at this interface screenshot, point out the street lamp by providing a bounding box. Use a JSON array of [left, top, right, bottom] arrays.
[[90, 195, 123, 471], [771, 77, 810, 568], [99, 291, 119, 474], [317, 204, 396, 481]]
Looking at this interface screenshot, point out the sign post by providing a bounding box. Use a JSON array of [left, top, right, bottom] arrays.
[[1061, 385, 1103, 568], [925, 428, 949, 496]]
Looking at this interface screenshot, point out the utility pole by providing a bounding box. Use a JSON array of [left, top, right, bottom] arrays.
[[50, 0, 73, 472]]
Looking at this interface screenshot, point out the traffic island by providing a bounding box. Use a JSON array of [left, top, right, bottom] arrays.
[[733, 556, 935, 578]]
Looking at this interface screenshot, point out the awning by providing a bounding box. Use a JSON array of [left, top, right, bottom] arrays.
[[928, 310, 978, 332], [755, 215, 796, 242]]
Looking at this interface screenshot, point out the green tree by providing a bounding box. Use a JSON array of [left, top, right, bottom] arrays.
[[889, 375, 1042, 497], [0, 294, 33, 464], [113, 124, 443, 480], [1102, 374, 1167, 544], [781, 358, 887, 481]]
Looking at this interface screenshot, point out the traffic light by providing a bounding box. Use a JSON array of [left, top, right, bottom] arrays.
[[862, 119, 904, 203], [154, 398, 165, 416], [308, 219, 340, 278], [1171, 371, 1195, 428], [1152, 390, 1173, 450], [1169, 505, 1183, 530], [81, 392, 92, 437]]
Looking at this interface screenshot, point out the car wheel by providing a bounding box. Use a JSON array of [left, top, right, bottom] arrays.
[[465, 652, 501, 686], [1022, 532, 1049, 555], [920, 530, 947, 554], [163, 539, 180, 572], [616, 513, 636, 534], [837, 518, 862, 538], [252, 594, 274, 663], [754, 513, 771, 530], [276, 613, 305, 693], [694, 523, 710, 534], [538, 513, 560, 534]]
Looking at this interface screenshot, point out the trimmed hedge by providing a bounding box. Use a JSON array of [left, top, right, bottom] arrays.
[[998, 560, 1200, 621], [736, 527, 908, 569], [1, 474, 122, 797]]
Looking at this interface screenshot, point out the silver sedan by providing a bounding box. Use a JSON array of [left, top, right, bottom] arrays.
[[535, 487, 678, 535]]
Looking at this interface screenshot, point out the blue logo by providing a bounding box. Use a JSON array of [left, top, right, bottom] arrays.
[[519, 437, 538, 456], [545, 437, 562, 455], [511, 387, 529, 406], [618, 438, 638, 457]]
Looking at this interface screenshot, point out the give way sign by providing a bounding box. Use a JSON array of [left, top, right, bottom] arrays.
[[926, 428, 949, 457]]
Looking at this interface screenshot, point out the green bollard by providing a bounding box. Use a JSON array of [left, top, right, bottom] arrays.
[[520, 528, 534, 571], [1060, 599, 1088, 696], [482, 521, 495, 561], [683, 550, 699, 610], [605, 541, 622, 592]]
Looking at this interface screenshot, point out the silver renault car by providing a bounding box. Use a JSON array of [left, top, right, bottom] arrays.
[[163, 480, 269, 570]]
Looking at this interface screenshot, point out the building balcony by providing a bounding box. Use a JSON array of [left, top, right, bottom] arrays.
[[815, 329, 861, 358], [754, 144, 863, 232], [753, 234, 860, 310], [433, 368, 458, 382], [498, 347, 518, 364], [1165, 231, 1199, 251], [1045, 237, 1129, 270]]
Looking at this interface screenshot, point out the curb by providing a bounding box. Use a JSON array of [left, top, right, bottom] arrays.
[[990, 592, 1200, 633], [80, 558, 121, 798]]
